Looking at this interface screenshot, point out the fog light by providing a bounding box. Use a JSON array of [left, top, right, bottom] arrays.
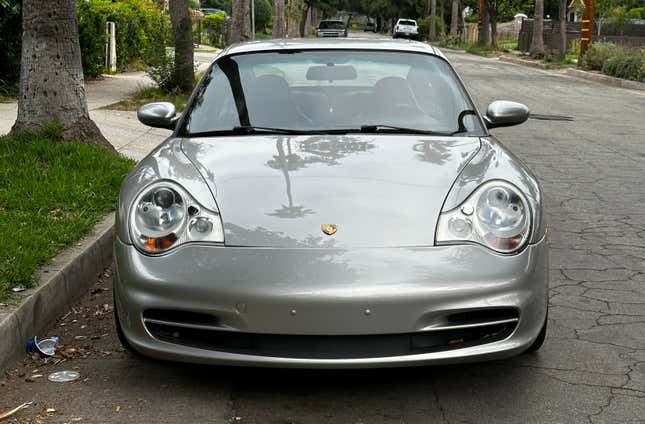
[[448, 216, 472, 238], [190, 217, 213, 237]]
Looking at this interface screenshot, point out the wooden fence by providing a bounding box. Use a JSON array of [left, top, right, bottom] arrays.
[[519, 19, 645, 52]]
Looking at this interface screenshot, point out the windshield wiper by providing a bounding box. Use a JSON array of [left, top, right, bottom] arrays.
[[187, 126, 319, 137], [359, 125, 453, 136], [232, 126, 305, 135]]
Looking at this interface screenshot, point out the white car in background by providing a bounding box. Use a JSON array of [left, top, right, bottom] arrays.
[[393, 19, 419, 39]]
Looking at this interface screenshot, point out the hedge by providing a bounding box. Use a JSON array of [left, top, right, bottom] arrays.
[[582, 42, 645, 83], [0, 0, 21, 95], [77, 0, 171, 78]]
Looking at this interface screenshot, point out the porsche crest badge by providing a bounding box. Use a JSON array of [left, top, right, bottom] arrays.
[[321, 224, 337, 236]]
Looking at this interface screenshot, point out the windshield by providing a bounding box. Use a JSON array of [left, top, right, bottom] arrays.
[[399, 20, 417, 26], [319, 21, 345, 30], [182, 50, 484, 136]]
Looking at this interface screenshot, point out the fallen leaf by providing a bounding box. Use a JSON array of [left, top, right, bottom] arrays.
[[0, 402, 32, 420], [115, 405, 121, 413]]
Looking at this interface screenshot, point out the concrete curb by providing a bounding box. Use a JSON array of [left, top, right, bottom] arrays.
[[498, 55, 548, 69], [564, 68, 645, 91], [0, 214, 115, 372]]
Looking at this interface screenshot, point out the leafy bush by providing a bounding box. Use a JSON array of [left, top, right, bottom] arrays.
[[254, 0, 271, 32], [417, 16, 441, 41], [203, 11, 227, 47], [627, 7, 644, 19], [601, 50, 645, 82], [147, 52, 178, 93], [77, 0, 171, 78], [580, 42, 620, 71], [0, 0, 21, 96], [582, 42, 645, 83]]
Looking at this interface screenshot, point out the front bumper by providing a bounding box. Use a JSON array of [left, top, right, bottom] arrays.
[[114, 239, 548, 368]]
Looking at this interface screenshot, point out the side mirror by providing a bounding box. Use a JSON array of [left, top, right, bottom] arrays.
[[137, 102, 177, 130], [484, 101, 530, 129]]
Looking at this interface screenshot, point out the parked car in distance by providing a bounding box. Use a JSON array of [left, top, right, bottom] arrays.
[[364, 20, 377, 32], [119, 39, 548, 368], [393, 19, 419, 39], [317, 20, 348, 37]]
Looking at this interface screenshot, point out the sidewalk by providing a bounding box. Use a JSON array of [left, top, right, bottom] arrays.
[[0, 72, 169, 160]]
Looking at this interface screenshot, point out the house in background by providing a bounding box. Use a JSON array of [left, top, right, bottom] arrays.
[[567, 0, 585, 22]]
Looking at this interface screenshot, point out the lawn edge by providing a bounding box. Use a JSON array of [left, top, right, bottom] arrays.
[[0, 213, 115, 372]]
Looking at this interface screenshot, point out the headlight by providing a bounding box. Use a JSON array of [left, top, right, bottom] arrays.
[[129, 181, 224, 254], [436, 181, 531, 254]]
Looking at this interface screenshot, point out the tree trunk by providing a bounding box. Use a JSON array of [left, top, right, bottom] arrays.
[[530, 0, 545, 55], [170, 0, 195, 93], [450, 0, 458, 36], [490, 9, 497, 49], [299, 2, 310, 37], [424, 0, 430, 17], [272, 0, 286, 38], [440, 0, 445, 36], [429, 0, 437, 41], [230, 0, 251, 42], [558, 0, 567, 59], [478, 0, 490, 45], [12, 0, 110, 148]]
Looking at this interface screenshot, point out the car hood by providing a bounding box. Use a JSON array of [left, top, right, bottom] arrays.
[[181, 135, 480, 248]]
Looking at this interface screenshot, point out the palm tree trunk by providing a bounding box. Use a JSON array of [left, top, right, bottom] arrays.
[[440, 0, 445, 36], [450, 0, 458, 36], [429, 0, 437, 41], [12, 0, 110, 148], [558, 0, 567, 59], [478, 0, 490, 45], [299, 2, 310, 37], [530, 0, 545, 55], [272, 0, 286, 38], [490, 8, 498, 49], [230, 0, 251, 42], [170, 0, 195, 93]]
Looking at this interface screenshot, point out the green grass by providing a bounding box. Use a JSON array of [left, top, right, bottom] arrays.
[[104, 86, 192, 112], [0, 129, 134, 302], [105, 71, 205, 112], [465, 43, 495, 56], [499, 38, 519, 51], [544, 53, 578, 69]]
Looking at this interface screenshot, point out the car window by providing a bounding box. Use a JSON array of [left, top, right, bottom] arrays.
[[399, 20, 417, 26], [319, 21, 344, 30], [183, 50, 484, 135]]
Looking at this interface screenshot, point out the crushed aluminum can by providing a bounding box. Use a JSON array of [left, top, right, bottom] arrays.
[[48, 370, 81, 383], [26, 336, 60, 356], [11, 284, 27, 293]]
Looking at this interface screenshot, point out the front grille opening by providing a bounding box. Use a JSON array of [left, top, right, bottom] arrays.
[[145, 321, 517, 359], [143, 309, 219, 326], [445, 308, 519, 326]]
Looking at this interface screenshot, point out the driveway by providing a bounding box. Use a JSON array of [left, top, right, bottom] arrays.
[[2, 51, 645, 424]]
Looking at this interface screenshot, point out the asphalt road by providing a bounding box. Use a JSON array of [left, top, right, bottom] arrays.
[[3, 48, 645, 424]]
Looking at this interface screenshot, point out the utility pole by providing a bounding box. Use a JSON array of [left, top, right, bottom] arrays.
[[250, 0, 255, 40], [579, 0, 595, 58]]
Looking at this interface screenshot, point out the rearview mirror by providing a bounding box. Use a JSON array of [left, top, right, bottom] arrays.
[[137, 102, 177, 130], [306, 65, 357, 81], [484, 101, 530, 129]]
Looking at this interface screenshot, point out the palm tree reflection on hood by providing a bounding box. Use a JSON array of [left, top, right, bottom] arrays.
[[266, 137, 315, 219], [266, 136, 376, 219]]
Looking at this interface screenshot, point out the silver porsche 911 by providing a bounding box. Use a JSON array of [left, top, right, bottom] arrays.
[[115, 39, 548, 368]]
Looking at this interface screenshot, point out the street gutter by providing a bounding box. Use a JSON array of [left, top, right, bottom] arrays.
[[0, 214, 115, 372]]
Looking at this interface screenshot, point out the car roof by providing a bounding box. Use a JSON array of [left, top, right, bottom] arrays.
[[222, 38, 445, 59]]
